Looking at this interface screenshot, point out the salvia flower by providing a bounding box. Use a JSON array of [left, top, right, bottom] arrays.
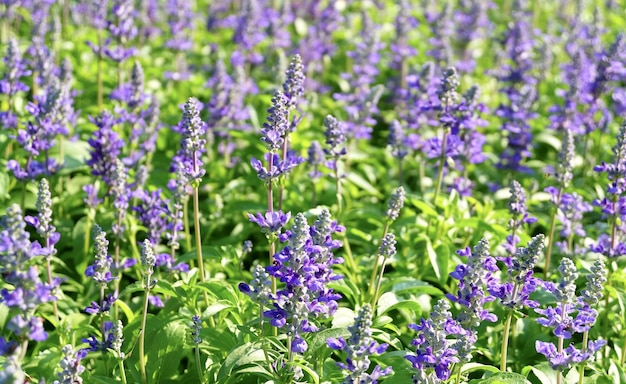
[[132, 189, 169, 245], [282, 54, 305, 111], [85, 225, 114, 286], [580, 259, 607, 307], [0, 205, 43, 274], [334, 11, 384, 140], [491, 234, 545, 310], [239, 264, 272, 307], [102, 0, 137, 63], [24, 178, 59, 258], [555, 128, 575, 187], [504, 180, 537, 257], [326, 304, 393, 383], [53, 345, 86, 384], [263, 210, 344, 354], [86, 111, 125, 184], [447, 239, 498, 330], [591, 120, 626, 258], [307, 140, 325, 179], [493, 6, 539, 172], [324, 114, 348, 158], [111, 320, 124, 359], [165, 0, 194, 51], [378, 233, 397, 259], [388, 120, 409, 160], [190, 315, 202, 345], [406, 299, 467, 381], [385, 186, 406, 222], [176, 97, 207, 187], [260, 90, 289, 153], [110, 159, 129, 239], [82, 320, 116, 353], [546, 191, 592, 255], [535, 258, 606, 371], [0, 39, 30, 130], [7, 80, 68, 180], [140, 239, 156, 279]]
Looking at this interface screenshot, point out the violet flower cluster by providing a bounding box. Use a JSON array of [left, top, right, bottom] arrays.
[[174, 98, 207, 188], [297, 0, 342, 92], [333, 11, 385, 140], [491, 234, 545, 311], [25, 178, 60, 259], [590, 120, 626, 258], [326, 304, 392, 383], [493, 3, 539, 172], [86, 110, 125, 184], [251, 90, 303, 183], [242, 209, 344, 354], [0, 38, 31, 131], [535, 258, 606, 371], [8, 80, 69, 181], [1, 204, 59, 345], [406, 299, 468, 382], [164, 0, 194, 80], [132, 189, 170, 246], [504, 180, 537, 257]]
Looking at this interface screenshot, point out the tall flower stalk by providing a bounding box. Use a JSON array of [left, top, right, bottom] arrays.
[[326, 304, 393, 383], [176, 98, 207, 285], [493, 234, 545, 371], [432, 67, 460, 203], [26, 178, 60, 320], [368, 186, 405, 305], [544, 128, 575, 277], [535, 258, 606, 384], [138, 240, 156, 384], [277, 54, 305, 211]]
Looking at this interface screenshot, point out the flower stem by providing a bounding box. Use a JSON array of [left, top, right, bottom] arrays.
[[544, 187, 563, 278], [500, 311, 513, 371], [139, 276, 151, 384], [118, 358, 128, 384], [192, 187, 210, 310], [368, 222, 389, 304], [183, 197, 192, 253], [578, 330, 589, 384], [195, 346, 203, 383]]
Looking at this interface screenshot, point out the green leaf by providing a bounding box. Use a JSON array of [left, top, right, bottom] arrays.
[[391, 278, 443, 296], [408, 197, 438, 218], [217, 342, 267, 382], [146, 318, 186, 383], [470, 372, 532, 384], [345, 172, 383, 197], [376, 292, 422, 318], [526, 362, 557, 384], [307, 327, 350, 357], [203, 300, 234, 317], [461, 363, 501, 374], [417, 234, 441, 281]]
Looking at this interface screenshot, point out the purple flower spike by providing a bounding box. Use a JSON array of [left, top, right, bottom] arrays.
[[327, 304, 393, 383]]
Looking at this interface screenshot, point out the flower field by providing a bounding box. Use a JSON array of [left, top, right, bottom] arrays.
[[2, 0, 626, 383]]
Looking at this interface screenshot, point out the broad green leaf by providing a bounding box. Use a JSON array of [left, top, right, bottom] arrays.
[[147, 320, 186, 384], [408, 197, 438, 218], [307, 327, 350, 358], [346, 172, 383, 197], [461, 363, 501, 374], [527, 362, 557, 384], [203, 300, 234, 317], [391, 278, 443, 296], [470, 372, 532, 384], [217, 342, 267, 382]]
